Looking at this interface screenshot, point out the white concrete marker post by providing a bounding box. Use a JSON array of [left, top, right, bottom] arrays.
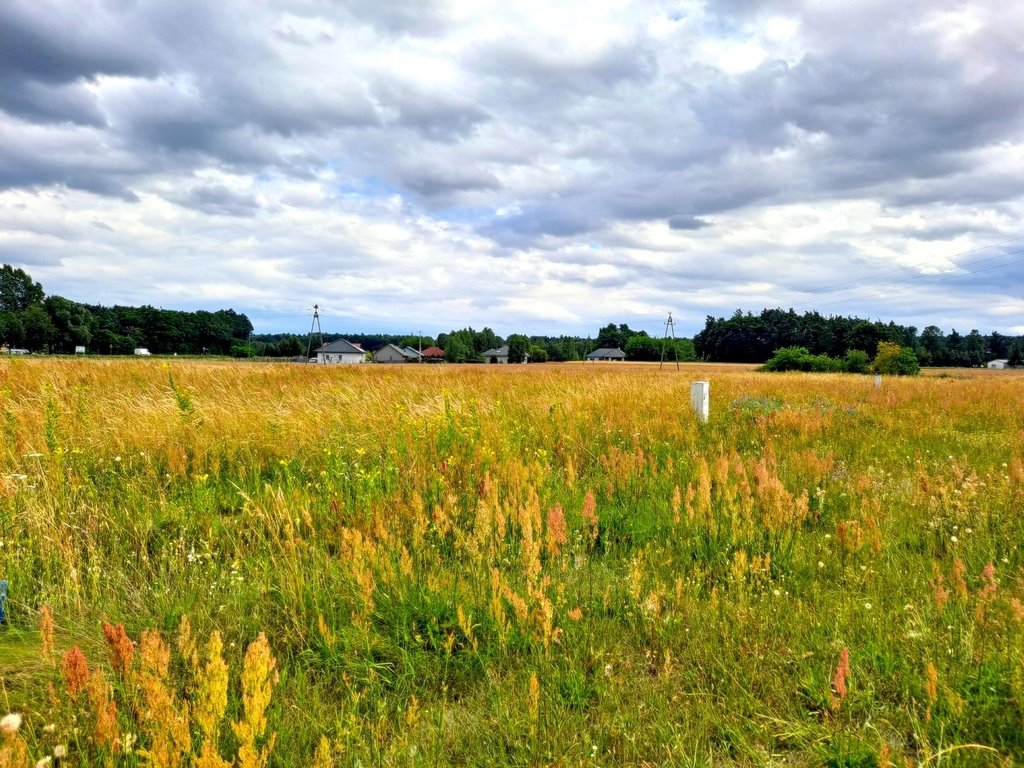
[[691, 381, 709, 424], [873, 375, 882, 388]]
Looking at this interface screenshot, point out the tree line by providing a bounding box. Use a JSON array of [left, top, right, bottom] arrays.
[[0, 265, 253, 355], [695, 308, 1023, 367], [8, 262, 1018, 366]]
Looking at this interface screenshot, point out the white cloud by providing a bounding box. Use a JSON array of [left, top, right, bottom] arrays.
[[1, 0, 1023, 336]]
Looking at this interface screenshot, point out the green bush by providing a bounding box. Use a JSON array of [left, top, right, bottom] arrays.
[[843, 349, 871, 373], [872, 341, 920, 375], [761, 346, 812, 371], [762, 347, 843, 372]]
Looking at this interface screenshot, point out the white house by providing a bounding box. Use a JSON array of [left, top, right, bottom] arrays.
[[374, 343, 420, 363], [586, 347, 626, 361], [987, 359, 1009, 369], [314, 339, 367, 364], [481, 345, 509, 364]]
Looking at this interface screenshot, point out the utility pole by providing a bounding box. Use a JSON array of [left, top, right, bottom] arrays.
[[306, 304, 323, 362], [660, 312, 680, 370]]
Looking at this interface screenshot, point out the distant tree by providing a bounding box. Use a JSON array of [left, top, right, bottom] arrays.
[[988, 331, 1009, 359], [961, 330, 988, 367], [624, 334, 660, 361], [22, 304, 56, 351], [528, 344, 548, 363], [0, 311, 25, 347], [0, 265, 44, 313], [507, 334, 529, 364], [443, 335, 473, 363], [919, 325, 946, 365], [1008, 341, 1024, 369], [44, 296, 93, 352]]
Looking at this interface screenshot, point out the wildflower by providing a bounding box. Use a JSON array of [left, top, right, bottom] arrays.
[[950, 535, 958, 543], [830, 648, 850, 710], [39, 605, 56, 665], [582, 490, 599, 547], [35, 758, 52, 768], [103, 622, 135, 676], [818, 561, 825, 568], [53, 745, 66, 759], [545, 503, 568, 557], [62, 647, 90, 701], [864, 603, 872, 610], [0, 713, 23, 734]]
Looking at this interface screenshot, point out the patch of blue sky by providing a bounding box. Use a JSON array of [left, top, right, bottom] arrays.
[[335, 175, 403, 198], [437, 205, 492, 226]]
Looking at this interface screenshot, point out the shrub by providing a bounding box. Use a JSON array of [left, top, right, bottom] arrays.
[[761, 346, 812, 371], [872, 341, 920, 375], [843, 349, 871, 373], [762, 347, 843, 372]]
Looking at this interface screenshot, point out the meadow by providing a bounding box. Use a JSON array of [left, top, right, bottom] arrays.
[[0, 358, 1022, 767]]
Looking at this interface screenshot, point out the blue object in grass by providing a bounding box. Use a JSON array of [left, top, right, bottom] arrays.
[[0, 580, 7, 624]]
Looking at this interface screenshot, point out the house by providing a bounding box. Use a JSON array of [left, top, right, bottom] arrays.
[[987, 359, 1009, 369], [374, 343, 421, 363], [481, 345, 510, 364], [421, 346, 445, 362], [314, 339, 367, 364], [586, 347, 626, 361]]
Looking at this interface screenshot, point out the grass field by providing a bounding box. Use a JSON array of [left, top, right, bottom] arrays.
[[1, 358, 1023, 766]]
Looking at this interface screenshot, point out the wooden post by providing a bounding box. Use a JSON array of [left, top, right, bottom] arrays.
[[691, 381, 709, 423]]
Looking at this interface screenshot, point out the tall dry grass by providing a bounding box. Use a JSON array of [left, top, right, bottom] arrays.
[[0, 358, 1022, 765]]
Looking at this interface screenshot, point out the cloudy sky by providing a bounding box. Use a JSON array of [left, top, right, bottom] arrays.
[[2, 0, 1023, 337]]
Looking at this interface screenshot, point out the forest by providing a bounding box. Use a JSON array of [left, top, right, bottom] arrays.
[[2, 264, 1020, 366]]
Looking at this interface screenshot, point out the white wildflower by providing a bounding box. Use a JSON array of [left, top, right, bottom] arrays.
[[0, 713, 23, 735]]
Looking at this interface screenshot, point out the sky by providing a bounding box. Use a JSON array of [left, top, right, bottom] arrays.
[[2, 0, 1023, 338]]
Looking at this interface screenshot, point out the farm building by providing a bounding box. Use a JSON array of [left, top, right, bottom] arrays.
[[481, 345, 510, 364], [421, 346, 445, 362], [375, 344, 420, 363], [586, 347, 626, 361], [314, 339, 367, 364], [987, 359, 1010, 369]]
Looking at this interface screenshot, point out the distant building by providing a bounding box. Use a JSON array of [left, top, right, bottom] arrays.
[[314, 339, 367, 364], [586, 347, 626, 361], [987, 359, 1010, 369], [421, 346, 445, 362], [481, 345, 510, 364], [133, 348, 151, 356], [374, 343, 421, 363]]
